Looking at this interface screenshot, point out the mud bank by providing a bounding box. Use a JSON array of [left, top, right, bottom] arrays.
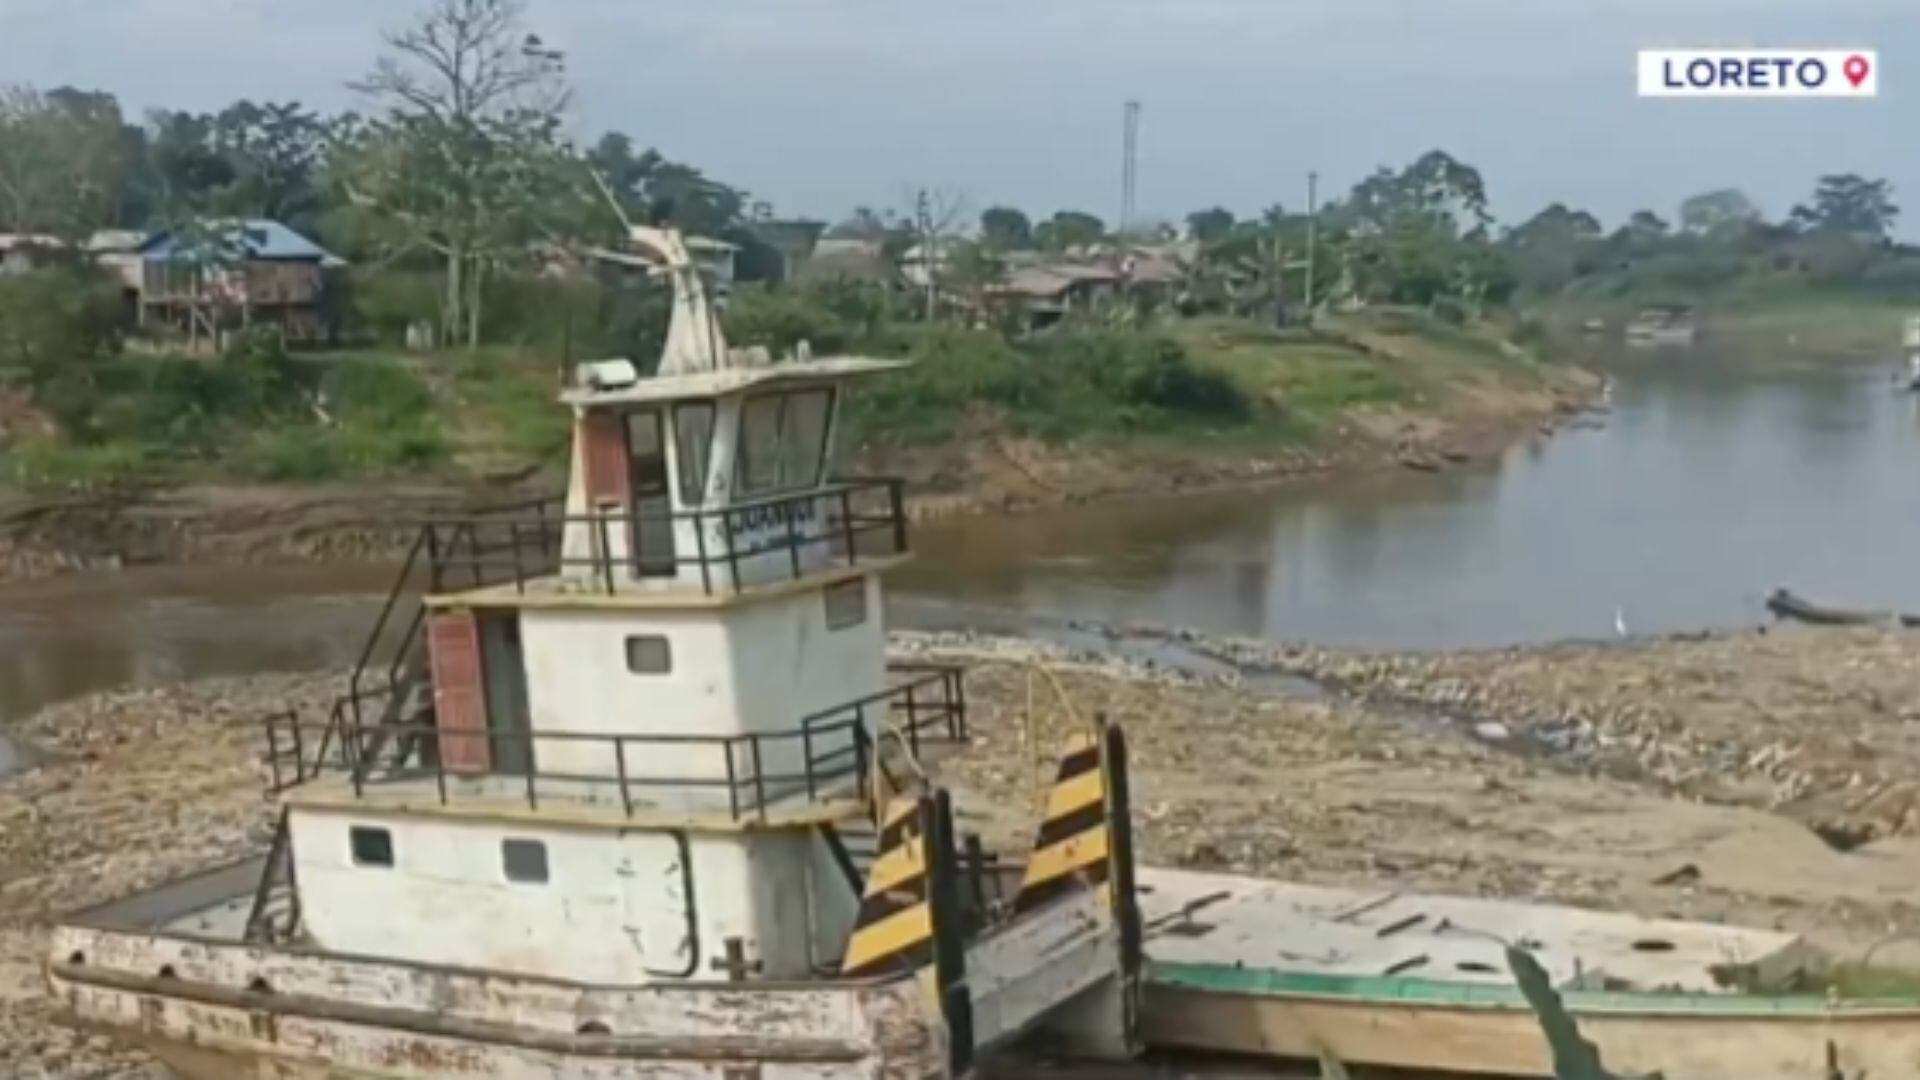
[[0, 368, 1597, 586], [9, 624, 1920, 1075]]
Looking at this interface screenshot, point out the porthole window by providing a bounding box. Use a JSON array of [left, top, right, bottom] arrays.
[[350, 826, 394, 868], [625, 635, 672, 675], [824, 579, 868, 631], [502, 839, 550, 884]]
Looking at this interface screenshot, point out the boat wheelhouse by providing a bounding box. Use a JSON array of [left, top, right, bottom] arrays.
[[46, 227, 1142, 1080]]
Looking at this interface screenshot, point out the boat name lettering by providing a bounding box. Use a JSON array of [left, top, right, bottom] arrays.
[[729, 499, 817, 536]]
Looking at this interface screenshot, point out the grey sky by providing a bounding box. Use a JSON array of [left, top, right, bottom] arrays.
[[0, 0, 1910, 233]]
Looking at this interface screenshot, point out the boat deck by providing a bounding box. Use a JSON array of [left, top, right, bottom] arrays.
[[1135, 867, 1809, 993], [89, 861, 1811, 996]]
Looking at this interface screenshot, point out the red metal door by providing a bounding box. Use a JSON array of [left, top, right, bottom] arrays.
[[581, 412, 631, 508], [428, 610, 492, 775]]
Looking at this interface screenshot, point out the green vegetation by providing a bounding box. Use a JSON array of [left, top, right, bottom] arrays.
[[1508, 178, 1912, 353], [0, 278, 460, 491], [0, 243, 1571, 494], [0, 0, 1623, 496], [842, 326, 1250, 446]]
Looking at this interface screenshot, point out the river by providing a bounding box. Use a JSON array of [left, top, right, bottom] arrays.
[[3, 349, 1917, 762]]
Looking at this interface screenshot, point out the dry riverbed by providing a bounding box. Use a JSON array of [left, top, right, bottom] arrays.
[[8, 624, 1920, 1075]]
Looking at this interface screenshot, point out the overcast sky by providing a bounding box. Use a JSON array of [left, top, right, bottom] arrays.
[[0, 0, 1910, 233]]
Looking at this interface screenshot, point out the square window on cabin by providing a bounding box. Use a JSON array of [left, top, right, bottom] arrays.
[[502, 839, 550, 884], [349, 826, 394, 868], [824, 579, 868, 631], [625, 634, 673, 675]]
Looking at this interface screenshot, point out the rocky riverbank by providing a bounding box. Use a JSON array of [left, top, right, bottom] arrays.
[[1178, 624, 1920, 849], [15, 622, 1915, 1075], [0, 673, 340, 1078]]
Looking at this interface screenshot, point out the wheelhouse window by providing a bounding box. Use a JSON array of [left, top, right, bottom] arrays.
[[350, 826, 394, 868], [674, 402, 717, 506], [502, 839, 550, 884], [736, 389, 835, 498]]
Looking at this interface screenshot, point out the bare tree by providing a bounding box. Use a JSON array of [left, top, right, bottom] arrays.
[[0, 85, 130, 237], [901, 185, 971, 320], [350, 0, 570, 121], [340, 0, 578, 348]]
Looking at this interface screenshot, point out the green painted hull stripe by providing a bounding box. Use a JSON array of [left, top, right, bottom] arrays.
[[1146, 961, 1920, 1017]]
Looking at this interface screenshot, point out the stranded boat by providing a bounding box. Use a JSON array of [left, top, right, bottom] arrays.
[[1624, 304, 1699, 348], [45, 227, 1143, 1078], [1137, 871, 1920, 1080], [42, 228, 1918, 1080]]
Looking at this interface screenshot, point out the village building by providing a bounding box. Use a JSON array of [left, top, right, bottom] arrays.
[[131, 219, 346, 348], [0, 233, 67, 277]]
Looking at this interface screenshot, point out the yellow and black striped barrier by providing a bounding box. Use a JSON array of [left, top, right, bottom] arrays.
[[839, 790, 975, 1074], [1013, 722, 1145, 1003], [1012, 730, 1112, 916], [840, 796, 936, 978]]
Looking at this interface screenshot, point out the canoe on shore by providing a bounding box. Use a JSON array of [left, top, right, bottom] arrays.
[[1766, 588, 1920, 628], [1144, 965, 1920, 1080], [1132, 870, 1920, 1080]]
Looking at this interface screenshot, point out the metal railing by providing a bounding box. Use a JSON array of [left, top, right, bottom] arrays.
[[263, 480, 922, 813], [421, 479, 908, 598], [262, 665, 968, 822]]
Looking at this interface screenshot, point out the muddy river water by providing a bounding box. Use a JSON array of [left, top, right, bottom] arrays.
[[3, 350, 1918, 769]]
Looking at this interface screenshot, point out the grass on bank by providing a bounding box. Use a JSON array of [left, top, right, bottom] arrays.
[[1, 305, 1560, 495]]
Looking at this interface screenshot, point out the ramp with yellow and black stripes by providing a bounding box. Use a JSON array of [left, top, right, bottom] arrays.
[[840, 796, 936, 978], [839, 790, 976, 1075], [1011, 730, 1114, 916]]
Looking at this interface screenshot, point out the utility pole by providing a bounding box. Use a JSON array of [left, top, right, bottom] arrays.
[[1304, 171, 1319, 319], [1121, 100, 1141, 237], [915, 188, 936, 321]]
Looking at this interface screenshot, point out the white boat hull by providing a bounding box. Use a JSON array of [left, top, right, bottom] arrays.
[[49, 884, 1124, 1080], [50, 924, 945, 1080]]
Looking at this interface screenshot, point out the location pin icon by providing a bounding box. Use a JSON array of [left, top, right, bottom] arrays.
[[1844, 54, 1871, 88]]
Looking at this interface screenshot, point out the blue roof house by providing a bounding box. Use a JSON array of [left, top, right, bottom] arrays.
[[135, 219, 347, 348]]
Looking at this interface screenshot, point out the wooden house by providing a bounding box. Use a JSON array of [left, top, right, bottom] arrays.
[[134, 220, 345, 347]]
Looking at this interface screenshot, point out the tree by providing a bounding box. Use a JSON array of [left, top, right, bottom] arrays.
[[1506, 203, 1602, 248], [0, 266, 125, 437], [1789, 174, 1898, 240], [209, 101, 326, 226], [1185, 206, 1235, 244], [137, 109, 236, 220], [340, 0, 583, 349], [1334, 151, 1500, 306], [1623, 209, 1670, 241], [0, 85, 132, 236], [1034, 209, 1105, 250], [1677, 188, 1760, 238], [1343, 150, 1491, 239], [903, 186, 969, 319], [979, 205, 1031, 249], [586, 132, 746, 237]]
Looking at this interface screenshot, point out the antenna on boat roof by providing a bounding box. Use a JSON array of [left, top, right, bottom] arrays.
[[588, 167, 637, 234]]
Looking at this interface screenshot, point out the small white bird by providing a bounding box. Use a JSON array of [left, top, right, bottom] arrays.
[[1614, 607, 1630, 639]]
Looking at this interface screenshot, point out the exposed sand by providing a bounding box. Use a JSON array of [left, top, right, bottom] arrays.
[[7, 624, 1920, 1075]]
